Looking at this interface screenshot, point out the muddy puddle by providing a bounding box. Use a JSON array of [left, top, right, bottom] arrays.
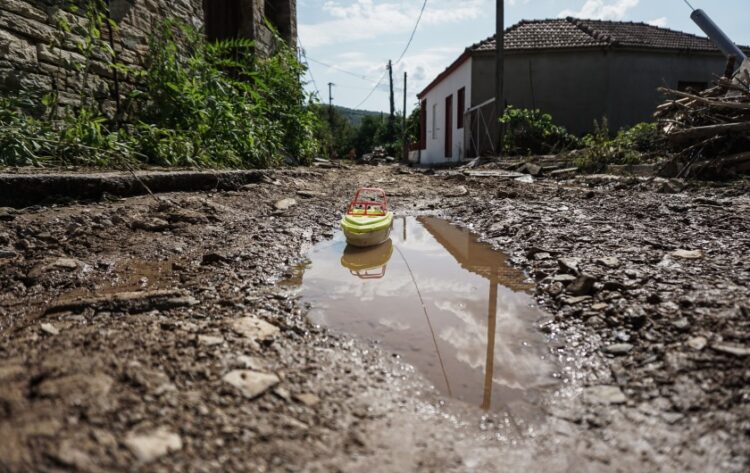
[[287, 216, 557, 414]]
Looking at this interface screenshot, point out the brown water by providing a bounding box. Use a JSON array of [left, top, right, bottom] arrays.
[[289, 216, 556, 413]]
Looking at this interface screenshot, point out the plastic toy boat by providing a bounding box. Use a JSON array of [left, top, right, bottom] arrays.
[[341, 188, 394, 247], [340, 239, 393, 279]]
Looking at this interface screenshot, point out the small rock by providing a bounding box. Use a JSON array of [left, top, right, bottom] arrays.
[[0, 207, 16, 221], [671, 249, 704, 260], [672, 318, 690, 332], [198, 335, 224, 346], [603, 343, 634, 356], [515, 175, 534, 184], [223, 370, 280, 399], [51, 258, 80, 270], [40, 323, 59, 335], [274, 198, 297, 210], [201, 253, 229, 265], [551, 274, 577, 284], [591, 303, 608, 311], [712, 343, 750, 357], [448, 185, 468, 197], [294, 393, 321, 407], [0, 249, 17, 259], [558, 258, 581, 275], [562, 295, 591, 305], [584, 385, 627, 405], [596, 257, 621, 268], [132, 218, 170, 232], [231, 317, 280, 341], [124, 427, 182, 463], [567, 274, 597, 296], [687, 336, 707, 351]]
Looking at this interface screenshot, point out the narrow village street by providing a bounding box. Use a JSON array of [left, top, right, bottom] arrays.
[[1, 166, 748, 472]]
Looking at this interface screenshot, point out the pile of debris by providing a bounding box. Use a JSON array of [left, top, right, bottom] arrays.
[[358, 147, 396, 166], [655, 59, 750, 179]]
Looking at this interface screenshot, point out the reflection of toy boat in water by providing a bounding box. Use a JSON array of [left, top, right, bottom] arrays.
[[340, 188, 393, 248], [340, 239, 393, 279]]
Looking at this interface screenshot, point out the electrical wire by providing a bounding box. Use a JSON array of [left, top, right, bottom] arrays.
[[353, 0, 429, 109], [297, 39, 320, 98], [306, 57, 379, 82]]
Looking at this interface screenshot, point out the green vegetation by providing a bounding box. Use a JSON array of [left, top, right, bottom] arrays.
[[0, 1, 323, 168], [500, 106, 581, 155], [497, 107, 663, 173]]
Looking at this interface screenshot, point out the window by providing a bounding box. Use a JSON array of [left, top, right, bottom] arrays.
[[204, 0, 242, 42], [457, 87, 465, 129], [445, 94, 453, 158], [265, 0, 293, 43], [419, 100, 427, 149], [432, 103, 437, 140]]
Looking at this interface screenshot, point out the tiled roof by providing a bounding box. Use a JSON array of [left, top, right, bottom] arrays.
[[471, 17, 741, 53]]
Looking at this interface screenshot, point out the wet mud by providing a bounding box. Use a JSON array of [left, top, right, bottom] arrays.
[[0, 166, 748, 472]]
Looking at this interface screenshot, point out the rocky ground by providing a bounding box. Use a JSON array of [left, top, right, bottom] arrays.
[[0, 165, 748, 472]]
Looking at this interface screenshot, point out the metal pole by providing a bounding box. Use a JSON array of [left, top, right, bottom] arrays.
[[388, 60, 395, 143], [495, 0, 505, 158]]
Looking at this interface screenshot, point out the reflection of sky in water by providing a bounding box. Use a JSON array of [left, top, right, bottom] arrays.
[[297, 217, 556, 411]]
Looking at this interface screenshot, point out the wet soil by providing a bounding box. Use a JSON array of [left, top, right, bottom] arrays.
[[0, 166, 748, 472]]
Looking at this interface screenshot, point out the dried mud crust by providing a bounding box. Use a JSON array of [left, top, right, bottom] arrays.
[[0, 166, 747, 472]]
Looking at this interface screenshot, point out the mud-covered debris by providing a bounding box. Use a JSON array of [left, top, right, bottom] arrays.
[[584, 385, 627, 405], [223, 370, 280, 399], [124, 427, 182, 463], [712, 343, 750, 357], [231, 316, 280, 341], [687, 337, 708, 351], [275, 198, 297, 210], [558, 258, 581, 275], [198, 335, 225, 346], [447, 185, 469, 197], [551, 274, 577, 284], [201, 252, 229, 265], [567, 274, 597, 296], [671, 249, 704, 260], [603, 343, 634, 356], [52, 440, 96, 471], [297, 190, 326, 198], [596, 257, 621, 269], [36, 373, 114, 404], [562, 295, 591, 305], [131, 217, 170, 232], [0, 207, 16, 221], [46, 289, 187, 314], [0, 249, 18, 259], [40, 323, 59, 335], [294, 393, 321, 407]]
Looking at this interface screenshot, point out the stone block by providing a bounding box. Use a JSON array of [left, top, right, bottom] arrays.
[[37, 43, 86, 68], [0, 29, 37, 66], [1, 0, 48, 23], [0, 9, 57, 43]]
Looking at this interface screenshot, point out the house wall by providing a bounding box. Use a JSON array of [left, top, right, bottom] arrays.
[[421, 58, 472, 165], [0, 0, 295, 117], [469, 48, 727, 154], [606, 50, 725, 131]]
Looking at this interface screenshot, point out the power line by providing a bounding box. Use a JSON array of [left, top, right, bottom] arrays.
[[395, 0, 428, 65], [306, 56, 379, 82], [353, 0, 428, 109], [297, 40, 320, 98]]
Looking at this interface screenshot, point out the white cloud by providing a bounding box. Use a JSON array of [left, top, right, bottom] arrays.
[[300, 0, 488, 48], [559, 0, 639, 20], [647, 17, 668, 27]]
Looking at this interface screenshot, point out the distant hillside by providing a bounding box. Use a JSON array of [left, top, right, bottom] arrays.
[[334, 106, 383, 128]]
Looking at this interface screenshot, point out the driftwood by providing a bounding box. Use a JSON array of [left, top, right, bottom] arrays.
[[46, 289, 194, 314], [655, 59, 750, 179]]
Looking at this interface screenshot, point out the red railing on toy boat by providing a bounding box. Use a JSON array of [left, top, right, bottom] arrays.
[[346, 188, 389, 217]]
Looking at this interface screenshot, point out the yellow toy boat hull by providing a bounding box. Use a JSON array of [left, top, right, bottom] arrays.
[[341, 212, 394, 248]]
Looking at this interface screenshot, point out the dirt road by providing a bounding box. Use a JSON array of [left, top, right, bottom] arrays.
[[0, 166, 748, 472]]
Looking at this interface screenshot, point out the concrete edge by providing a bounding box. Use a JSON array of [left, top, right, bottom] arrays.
[[0, 170, 269, 208]]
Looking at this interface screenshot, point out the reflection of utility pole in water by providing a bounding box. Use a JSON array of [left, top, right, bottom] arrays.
[[401, 216, 407, 241], [482, 269, 498, 410]]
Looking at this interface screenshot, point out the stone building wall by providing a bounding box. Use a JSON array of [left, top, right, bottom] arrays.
[[0, 0, 296, 116]]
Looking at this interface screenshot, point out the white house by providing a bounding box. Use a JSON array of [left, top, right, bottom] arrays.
[[414, 18, 741, 166]]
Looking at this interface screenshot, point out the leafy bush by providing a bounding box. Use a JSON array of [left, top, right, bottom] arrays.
[[0, 5, 323, 169], [500, 106, 581, 156], [574, 119, 649, 173]]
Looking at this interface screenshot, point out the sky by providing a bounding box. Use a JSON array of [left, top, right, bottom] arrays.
[[297, 0, 750, 113]]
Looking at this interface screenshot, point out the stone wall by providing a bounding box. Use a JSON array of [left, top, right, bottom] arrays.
[[0, 0, 297, 117]]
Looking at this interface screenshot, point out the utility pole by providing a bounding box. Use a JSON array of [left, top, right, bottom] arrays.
[[495, 0, 505, 157], [402, 71, 408, 162], [388, 60, 395, 143], [327, 82, 335, 128], [328, 82, 335, 159]]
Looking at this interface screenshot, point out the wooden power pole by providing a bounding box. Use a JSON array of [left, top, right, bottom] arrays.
[[388, 60, 395, 142], [327, 82, 335, 127], [402, 71, 408, 161], [495, 0, 505, 157]]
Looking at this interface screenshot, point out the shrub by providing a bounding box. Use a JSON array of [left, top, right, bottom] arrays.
[[499, 106, 581, 156], [574, 119, 648, 173]]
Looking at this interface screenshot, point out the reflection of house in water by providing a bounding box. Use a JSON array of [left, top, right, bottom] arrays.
[[419, 216, 533, 410]]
